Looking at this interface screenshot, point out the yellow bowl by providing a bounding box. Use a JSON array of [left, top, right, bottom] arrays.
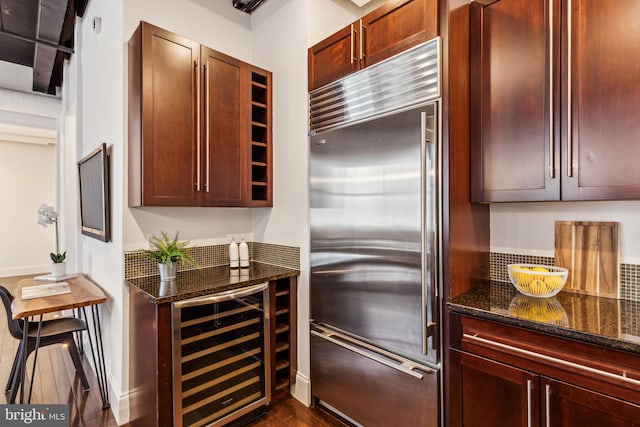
[[507, 264, 568, 298]]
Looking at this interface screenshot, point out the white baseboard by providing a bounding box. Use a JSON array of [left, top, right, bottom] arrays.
[[290, 372, 311, 406], [112, 387, 130, 425], [78, 337, 129, 425], [0, 264, 49, 278]]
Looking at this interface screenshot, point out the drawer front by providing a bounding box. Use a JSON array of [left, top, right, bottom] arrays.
[[311, 330, 439, 426]]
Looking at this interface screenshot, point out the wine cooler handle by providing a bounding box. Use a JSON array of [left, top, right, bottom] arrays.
[[174, 282, 269, 308]]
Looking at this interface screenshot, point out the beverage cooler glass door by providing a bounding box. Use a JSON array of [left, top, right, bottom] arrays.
[[172, 282, 271, 427]]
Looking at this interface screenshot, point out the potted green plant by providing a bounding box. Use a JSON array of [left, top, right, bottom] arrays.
[[38, 204, 67, 277], [143, 231, 199, 280]]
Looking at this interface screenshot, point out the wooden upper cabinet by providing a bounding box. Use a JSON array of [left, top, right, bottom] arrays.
[[561, 0, 640, 200], [362, 0, 438, 68], [200, 47, 246, 207], [472, 0, 640, 202], [128, 22, 200, 207], [128, 22, 273, 207], [470, 0, 559, 202], [308, 0, 438, 91], [308, 24, 359, 91]]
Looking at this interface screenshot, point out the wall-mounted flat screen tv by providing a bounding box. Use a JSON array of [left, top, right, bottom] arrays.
[[78, 143, 110, 242]]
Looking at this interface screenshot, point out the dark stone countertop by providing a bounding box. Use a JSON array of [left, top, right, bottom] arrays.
[[126, 262, 299, 304], [448, 282, 640, 354]]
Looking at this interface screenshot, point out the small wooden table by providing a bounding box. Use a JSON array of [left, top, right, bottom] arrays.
[[11, 274, 110, 408]]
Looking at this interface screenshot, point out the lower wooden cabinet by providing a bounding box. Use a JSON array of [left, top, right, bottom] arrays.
[[450, 349, 539, 427], [451, 350, 640, 427], [449, 314, 640, 426], [545, 377, 640, 427], [128, 277, 297, 426]]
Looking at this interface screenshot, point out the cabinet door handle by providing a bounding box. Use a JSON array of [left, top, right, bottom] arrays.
[[359, 19, 365, 61], [527, 379, 533, 427], [350, 23, 356, 64], [567, 0, 573, 177], [548, 0, 555, 179], [545, 384, 552, 426], [195, 60, 201, 191], [205, 62, 210, 192], [462, 333, 640, 387]]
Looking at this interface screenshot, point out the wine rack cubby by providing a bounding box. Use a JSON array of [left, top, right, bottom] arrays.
[[249, 68, 272, 206], [269, 277, 297, 402]]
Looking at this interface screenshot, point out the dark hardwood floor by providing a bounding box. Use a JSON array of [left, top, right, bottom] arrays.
[[0, 274, 120, 426], [1, 275, 338, 426], [247, 398, 343, 427]]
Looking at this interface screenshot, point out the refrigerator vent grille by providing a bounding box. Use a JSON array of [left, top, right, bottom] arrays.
[[309, 37, 440, 132]]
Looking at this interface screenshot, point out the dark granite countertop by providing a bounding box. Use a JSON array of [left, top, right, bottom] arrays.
[[448, 282, 640, 354], [126, 262, 299, 304]]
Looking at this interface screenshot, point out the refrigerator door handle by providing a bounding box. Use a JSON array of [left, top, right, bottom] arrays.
[[311, 327, 435, 380], [421, 110, 439, 355]]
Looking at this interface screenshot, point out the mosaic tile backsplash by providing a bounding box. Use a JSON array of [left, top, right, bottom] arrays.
[[125, 242, 300, 280], [490, 252, 640, 302]]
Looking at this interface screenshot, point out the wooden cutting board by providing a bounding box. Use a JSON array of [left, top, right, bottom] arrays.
[[554, 221, 620, 298]]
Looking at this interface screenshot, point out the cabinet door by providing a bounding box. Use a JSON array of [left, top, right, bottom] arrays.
[[134, 23, 200, 206], [361, 0, 437, 68], [450, 350, 540, 427], [308, 23, 359, 91], [543, 377, 640, 426], [200, 47, 246, 206], [470, 0, 560, 202], [561, 0, 640, 200]]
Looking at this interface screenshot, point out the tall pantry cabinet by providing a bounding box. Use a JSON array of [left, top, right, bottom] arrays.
[[128, 22, 272, 207], [470, 0, 640, 202]]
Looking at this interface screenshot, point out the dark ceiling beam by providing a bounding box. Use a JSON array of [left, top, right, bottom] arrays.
[[32, 0, 69, 93], [0, 27, 73, 54], [75, 0, 89, 17]]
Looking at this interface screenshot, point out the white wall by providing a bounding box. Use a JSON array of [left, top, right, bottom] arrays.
[[0, 86, 60, 277], [307, 0, 387, 45], [491, 201, 640, 264], [65, 0, 128, 421], [0, 140, 56, 276], [250, 0, 311, 404], [74, 1, 128, 419]]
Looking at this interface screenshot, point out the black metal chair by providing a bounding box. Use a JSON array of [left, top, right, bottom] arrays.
[[0, 285, 90, 403]]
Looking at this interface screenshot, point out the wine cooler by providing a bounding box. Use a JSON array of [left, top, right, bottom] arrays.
[[172, 282, 271, 426]]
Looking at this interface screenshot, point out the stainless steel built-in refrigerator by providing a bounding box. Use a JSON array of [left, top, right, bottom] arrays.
[[309, 39, 441, 427]]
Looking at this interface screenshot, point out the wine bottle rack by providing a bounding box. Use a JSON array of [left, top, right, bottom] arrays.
[[249, 67, 272, 206], [269, 277, 297, 402]]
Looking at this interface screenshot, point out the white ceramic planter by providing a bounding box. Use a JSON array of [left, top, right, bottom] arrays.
[[51, 262, 66, 277]]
